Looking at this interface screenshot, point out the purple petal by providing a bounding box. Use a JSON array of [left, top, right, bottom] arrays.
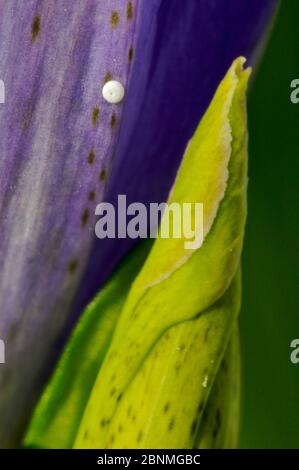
[[76, 0, 277, 312], [0, 0, 139, 446]]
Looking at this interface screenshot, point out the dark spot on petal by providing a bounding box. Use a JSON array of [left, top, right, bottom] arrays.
[[104, 72, 113, 84], [88, 191, 96, 201], [99, 169, 107, 182], [31, 15, 41, 42], [110, 113, 117, 128], [88, 149, 95, 165], [110, 387, 116, 397], [81, 209, 89, 227], [92, 106, 100, 126], [109, 434, 115, 445], [128, 46, 134, 62], [118, 424, 123, 433], [68, 258, 78, 274], [127, 2, 133, 20], [168, 418, 175, 431], [111, 10, 119, 28], [137, 431, 143, 443]]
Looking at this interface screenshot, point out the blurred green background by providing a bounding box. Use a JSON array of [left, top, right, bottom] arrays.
[[240, 0, 299, 448]]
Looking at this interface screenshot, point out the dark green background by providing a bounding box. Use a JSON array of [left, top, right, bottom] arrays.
[[240, 0, 299, 448]]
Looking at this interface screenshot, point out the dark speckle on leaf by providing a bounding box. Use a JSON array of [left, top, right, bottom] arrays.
[[31, 15, 41, 42], [168, 417, 175, 431], [137, 431, 143, 443], [116, 393, 122, 402], [163, 402, 170, 413]]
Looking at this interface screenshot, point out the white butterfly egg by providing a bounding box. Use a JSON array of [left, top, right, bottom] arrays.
[[102, 80, 125, 104]]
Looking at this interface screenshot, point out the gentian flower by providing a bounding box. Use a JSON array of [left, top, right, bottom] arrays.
[[0, 0, 276, 447], [26, 57, 250, 448]]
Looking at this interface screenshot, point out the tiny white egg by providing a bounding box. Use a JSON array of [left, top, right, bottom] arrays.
[[102, 80, 125, 104]]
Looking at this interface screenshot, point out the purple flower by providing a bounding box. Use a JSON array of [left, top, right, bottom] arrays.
[[0, 0, 276, 446]]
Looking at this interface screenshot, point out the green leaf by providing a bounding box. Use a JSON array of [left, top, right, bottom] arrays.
[[24, 240, 152, 449], [74, 57, 251, 448]]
